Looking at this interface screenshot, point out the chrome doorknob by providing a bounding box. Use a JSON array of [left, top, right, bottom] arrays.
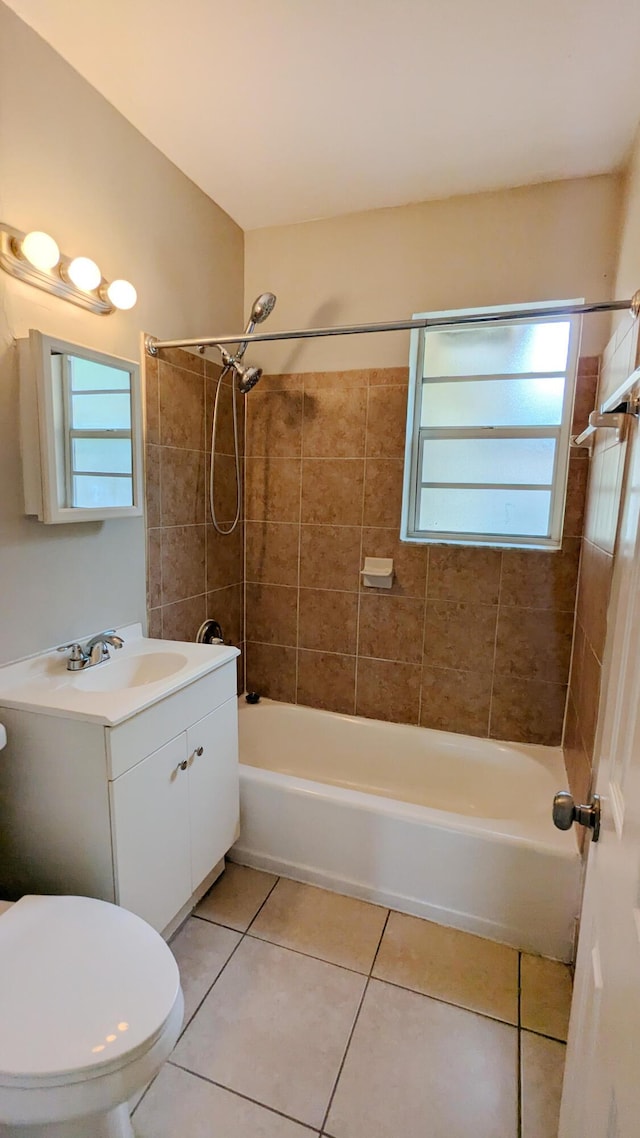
[[552, 791, 601, 842]]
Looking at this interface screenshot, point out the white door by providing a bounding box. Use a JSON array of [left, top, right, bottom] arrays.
[[187, 697, 240, 891], [559, 410, 640, 1136], [110, 732, 192, 932]]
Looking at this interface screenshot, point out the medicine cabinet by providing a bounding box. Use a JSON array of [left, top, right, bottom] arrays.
[[19, 330, 143, 523]]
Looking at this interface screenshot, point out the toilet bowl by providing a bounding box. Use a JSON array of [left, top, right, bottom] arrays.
[[0, 893, 183, 1138]]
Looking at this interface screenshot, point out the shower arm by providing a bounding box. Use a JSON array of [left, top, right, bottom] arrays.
[[145, 294, 640, 356]]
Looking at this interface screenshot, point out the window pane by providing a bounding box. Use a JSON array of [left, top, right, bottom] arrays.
[[68, 356, 131, 392], [421, 437, 556, 486], [419, 487, 552, 536], [72, 438, 132, 475], [72, 475, 133, 508], [423, 321, 571, 378], [71, 393, 131, 430], [421, 376, 565, 428]]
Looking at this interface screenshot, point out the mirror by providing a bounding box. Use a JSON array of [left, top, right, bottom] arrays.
[[19, 330, 143, 523]]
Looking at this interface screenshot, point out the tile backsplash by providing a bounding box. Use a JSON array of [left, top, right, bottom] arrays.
[[143, 354, 596, 744], [564, 325, 639, 813], [242, 361, 597, 744], [144, 345, 244, 679]]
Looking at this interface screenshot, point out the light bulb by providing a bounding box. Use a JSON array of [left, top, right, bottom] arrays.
[[107, 279, 137, 310], [21, 231, 60, 271], [67, 256, 102, 291]]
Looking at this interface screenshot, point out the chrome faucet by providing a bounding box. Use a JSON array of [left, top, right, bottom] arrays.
[[57, 630, 124, 671]]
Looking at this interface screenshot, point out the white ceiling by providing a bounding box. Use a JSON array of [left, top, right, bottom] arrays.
[[5, 0, 640, 230]]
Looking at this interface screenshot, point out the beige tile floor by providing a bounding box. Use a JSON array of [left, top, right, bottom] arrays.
[[133, 864, 572, 1138]]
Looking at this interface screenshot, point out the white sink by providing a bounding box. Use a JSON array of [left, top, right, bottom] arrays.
[[0, 624, 240, 726], [73, 651, 189, 692]]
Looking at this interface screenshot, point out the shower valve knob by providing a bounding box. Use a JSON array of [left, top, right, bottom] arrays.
[[552, 790, 601, 841]]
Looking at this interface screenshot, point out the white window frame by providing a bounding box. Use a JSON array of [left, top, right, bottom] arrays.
[[400, 299, 583, 550], [61, 354, 135, 509], [18, 330, 143, 524]]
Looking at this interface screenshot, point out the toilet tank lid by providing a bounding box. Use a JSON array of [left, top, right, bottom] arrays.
[[0, 895, 180, 1081]]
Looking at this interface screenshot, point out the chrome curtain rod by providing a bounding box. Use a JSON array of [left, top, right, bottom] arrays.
[[145, 293, 640, 355]]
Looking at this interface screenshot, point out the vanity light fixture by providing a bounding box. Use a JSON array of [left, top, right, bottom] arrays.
[[0, 221, 137, 315]]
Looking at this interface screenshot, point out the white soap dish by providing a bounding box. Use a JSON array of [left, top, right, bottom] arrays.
[[361, 557, 394, 589]]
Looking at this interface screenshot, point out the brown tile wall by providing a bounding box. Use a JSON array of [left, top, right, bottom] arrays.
[[143, 344, 244, 686], [564, 327, 639, 812], [244, 362, 595, 744]]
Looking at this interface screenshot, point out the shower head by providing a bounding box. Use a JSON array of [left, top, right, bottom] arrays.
[[235, 291, 277, 360], [236, 365, 262, 394], [215, 290, 274, 387], [219, 348, 262, 394]]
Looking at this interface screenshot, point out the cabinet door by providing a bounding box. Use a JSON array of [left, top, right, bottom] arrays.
[[110, 733, 191, 932], [187, 696, 240, 890]]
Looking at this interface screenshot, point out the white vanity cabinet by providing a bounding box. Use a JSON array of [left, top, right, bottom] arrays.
[[0, 650, 240, 936], [110, 699, 239, 932]]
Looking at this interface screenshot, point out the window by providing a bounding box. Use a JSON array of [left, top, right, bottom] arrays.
[[55, 353, 135, 509], [400, 301, 582, 549]]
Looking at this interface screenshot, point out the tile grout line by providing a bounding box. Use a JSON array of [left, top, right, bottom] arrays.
[[364, 972, 520, 1028], [294, 384, 305, 705], [130, 1069, 159, 1118], [517, 1025, 569, 1046], [172, 872, 281, 1048], [187, 913, 531, 1031], [487, 551, 504, 738], [171, 928, 246, 1048], [132, 879, 259, 1119], [319, 909, 391, 1134], [160, 872, 560, 1133], [353, 388, 370, 717], [166, 1062, 320, 1134], [241, 930, 378, 977], [241, 639, 572, 681], [417, 546, 430, 725], [157, 407, 165, 636], [165, 867, 561, 1127], [242, 387, 248, 692], [517, 952, 523, 1138], [244, 873, 282, 933], [317, 980, 371, 1133]]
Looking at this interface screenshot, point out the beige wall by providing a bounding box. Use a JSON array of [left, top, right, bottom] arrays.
[[0, 2, 243, 665], [245, 176, 622, 375], [614, 123, 640, 307]]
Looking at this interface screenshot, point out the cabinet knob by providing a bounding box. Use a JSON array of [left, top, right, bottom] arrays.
[[176, 760, 188, 772], [195, 746, 204, 757]]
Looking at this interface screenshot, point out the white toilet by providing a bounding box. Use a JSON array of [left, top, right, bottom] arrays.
[[0, 893, 183, 1137], [0, 718, 183, 1136]]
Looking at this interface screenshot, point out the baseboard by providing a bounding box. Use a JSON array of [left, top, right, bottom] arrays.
[[229, 846, 572, 961]]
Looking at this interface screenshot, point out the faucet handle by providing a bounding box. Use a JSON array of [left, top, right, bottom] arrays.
[[56, 642, 87, 670], [57, 642, 84, 659]]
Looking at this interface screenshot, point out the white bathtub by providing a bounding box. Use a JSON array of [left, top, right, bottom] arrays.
[[231, 699, 581, 960]]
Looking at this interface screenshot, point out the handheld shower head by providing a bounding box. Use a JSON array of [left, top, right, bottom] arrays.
[[235, 291, 277, 360], [250, 292, 277, 324], [209, 294, 275, 536]]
